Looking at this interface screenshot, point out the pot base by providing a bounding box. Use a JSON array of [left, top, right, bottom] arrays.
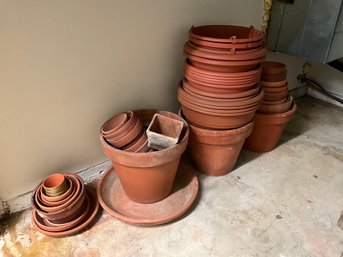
[[97, 160, 199, 226]]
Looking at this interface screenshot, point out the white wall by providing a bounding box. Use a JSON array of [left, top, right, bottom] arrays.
[[0, 0, 264, 209]]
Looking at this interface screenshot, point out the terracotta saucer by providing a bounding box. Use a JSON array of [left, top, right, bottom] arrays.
[[31, 187, 99, 237], [97, 159, 199, 226]]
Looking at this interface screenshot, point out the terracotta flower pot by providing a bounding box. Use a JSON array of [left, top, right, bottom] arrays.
[[100, 110, 189, 204], [40, 177, 74, 205], [260, 80, 287, 88], [244, 102, 297, 152], [262, 82, 288, 93], [121, 130, 148, 152], [102, 111, 136, 141], [42, 174, 68, 197], [261, 61, 287, 82], [188, 119, 254, 176], [189, 36, 264, 50]]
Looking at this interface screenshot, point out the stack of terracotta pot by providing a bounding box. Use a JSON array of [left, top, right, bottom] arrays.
[[31, 173, 99, 236], [101, 111, 149, 153], [177, 25, 267, 176], [99, 110, 189, 204], [244, 61, 297, 152]]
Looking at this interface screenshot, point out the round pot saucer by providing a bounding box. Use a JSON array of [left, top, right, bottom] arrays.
[[97, 159, 199, 226], [31, 187, 99, 237]]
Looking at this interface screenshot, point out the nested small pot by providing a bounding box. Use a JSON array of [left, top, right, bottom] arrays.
[[188, 120, 254, 176], [262, 82, 288, 93], [258, 95, 293, 114], [100, 110, 189, 204], [261, 61, 287, 82], [260, 80, 287, 88], [263, 88, 288, 101], [101, 112, 128, 136], [244, 102, 297, 152]]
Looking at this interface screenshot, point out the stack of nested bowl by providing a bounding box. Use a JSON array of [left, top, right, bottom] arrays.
[[101, 111, 149, 153], [177, 25, 267, 176], [244, 61, 297, 152], [31, 173, 99, 236]]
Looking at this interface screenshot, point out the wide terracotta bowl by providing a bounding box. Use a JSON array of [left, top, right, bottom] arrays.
[[189, 25, 265, 43], [182, 80, 260, 99], [185, 60, 262, 80], [184, 41, 267, 61], [185, 79, 256, 94], [178, 84, 263, 110], [187, 54, 264, 73]]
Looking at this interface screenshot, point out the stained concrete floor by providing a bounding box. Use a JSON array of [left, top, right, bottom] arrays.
[[1, 96, 343, 257]]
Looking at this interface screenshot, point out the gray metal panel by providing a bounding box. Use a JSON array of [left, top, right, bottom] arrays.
[[268, 0, 342, 63]]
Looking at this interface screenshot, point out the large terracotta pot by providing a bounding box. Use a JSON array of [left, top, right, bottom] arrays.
[[188, 120, 254, 176], [100, 110, 189, 204], [244, 102, 297, 152]]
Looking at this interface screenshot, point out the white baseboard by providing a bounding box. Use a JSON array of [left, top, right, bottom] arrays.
[[0, 160, 111, 219]]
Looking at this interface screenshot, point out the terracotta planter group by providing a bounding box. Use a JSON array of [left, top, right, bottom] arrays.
[[31, 173, 99, 237], [101, 111, 149, 153], [178, 24, 267, 175], [244, 61, 297, 152], [100, 110, 189, 204]]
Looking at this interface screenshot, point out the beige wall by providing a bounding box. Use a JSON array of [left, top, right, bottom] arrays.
[[0, 1, 264, 202]]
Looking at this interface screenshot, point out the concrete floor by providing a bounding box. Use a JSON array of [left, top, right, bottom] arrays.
[[1, 96, 342, 257]]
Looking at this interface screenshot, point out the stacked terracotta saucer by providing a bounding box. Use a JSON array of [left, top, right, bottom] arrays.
[[244, 61, 297, 152], [31, 173, 99, 237], [101, 111, 149, 153], [177, 24, 267, 176]]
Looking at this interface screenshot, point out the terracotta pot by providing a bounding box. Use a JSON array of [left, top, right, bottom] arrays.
[[42, 174, 68, 197], [189, 25, 265, 43], [40, 177, 74, 205], [261, 61, 287, 82], [263, 88, 288, 101], [187, 41, 264, 54], [108, 117, 143, 148], [258, 96, 293, 114], [100, 110, 189, 204], [183, 79, 260, 99], [262, 98, 288, 105], [184, 41, 267, 61], [187, 54, 264, 73], [188, 120, 254, 176], [101, 112, 128, 136], [189, 36, 264, 50], [32, 174, 86, 222], [102, 111, 136, 140], [244, 102, 297, 152]]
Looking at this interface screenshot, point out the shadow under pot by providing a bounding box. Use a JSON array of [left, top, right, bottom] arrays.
[[100, 110, 189, 204], [244, 102, 297, 152], [188, 120, 254, 176]]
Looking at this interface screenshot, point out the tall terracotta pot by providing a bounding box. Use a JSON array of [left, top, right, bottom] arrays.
[[100, 110, 189, 204], [244, 103, 297, 152], [188, 120, 254, 176]]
